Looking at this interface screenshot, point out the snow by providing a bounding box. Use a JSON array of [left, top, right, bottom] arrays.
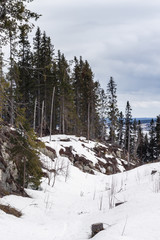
[[1, 135, 160, 239], [41, 134, 126, 173], [42, 135, 99, 165]]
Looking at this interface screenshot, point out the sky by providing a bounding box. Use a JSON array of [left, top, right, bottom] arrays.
[[28, 0, 160, 118]]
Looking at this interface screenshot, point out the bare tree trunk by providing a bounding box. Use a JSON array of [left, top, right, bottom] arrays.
[[87, 102, 90, 141], [50, 87, 55, 141], [44, 74, 47, 133], [40, 101, 44, 138], [128, 125, 130, 168], [37, 73, 41, 128], [62, 95, 65, 134], [33, 97, 37, 132], [23, 157, 26, 195], [9, 31, 14, 126]]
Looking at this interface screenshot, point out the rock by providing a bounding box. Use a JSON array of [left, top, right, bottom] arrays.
[[115, 202, 125, 207], [83, 165, 94, 174], [59, 147, 74, 161], [91, 223, 103, 237], [40, 146, 57, 160], [151, 170, 157, 175]]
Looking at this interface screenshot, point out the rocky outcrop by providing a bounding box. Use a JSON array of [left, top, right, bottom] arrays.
[[56, 141, 133, 175], [0, 126, 22, 196], [40, 145, 57, 160]]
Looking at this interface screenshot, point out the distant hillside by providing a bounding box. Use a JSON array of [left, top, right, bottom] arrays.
[[133, 118, 156, 124]]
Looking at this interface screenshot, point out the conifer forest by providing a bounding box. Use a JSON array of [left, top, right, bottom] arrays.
[[0, 0, 160, 185], [2, 2, 160, 240]]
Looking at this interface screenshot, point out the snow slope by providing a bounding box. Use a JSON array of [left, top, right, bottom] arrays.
[[0, 136, 160, 240]]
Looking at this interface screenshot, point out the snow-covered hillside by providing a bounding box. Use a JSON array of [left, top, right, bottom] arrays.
[[0, 135, 160, 240]]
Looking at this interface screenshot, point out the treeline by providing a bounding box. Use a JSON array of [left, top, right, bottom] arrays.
[[105, 77, 160, 164], [1, 26, 103, 139], [0, 0, 160, 168]]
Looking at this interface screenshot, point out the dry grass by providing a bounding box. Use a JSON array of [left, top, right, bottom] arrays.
[[0, 204, 22, 218]]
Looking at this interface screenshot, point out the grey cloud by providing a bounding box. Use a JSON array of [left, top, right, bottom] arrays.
[[29, 0, 160, 117]]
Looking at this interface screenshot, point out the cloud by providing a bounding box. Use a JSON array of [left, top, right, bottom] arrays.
[[28, 0, 160, 117]]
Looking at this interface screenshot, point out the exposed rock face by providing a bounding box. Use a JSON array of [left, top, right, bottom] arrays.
[[0, 126, 20, 195], [40, 146, 57, 160], [91, 223, 104, 237], [54, 138, 135, 175], [59, 147, 74, 162]]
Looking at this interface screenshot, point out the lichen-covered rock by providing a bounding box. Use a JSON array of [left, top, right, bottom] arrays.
[[0, 126, 21, 195], [40, 145, 57, 160]]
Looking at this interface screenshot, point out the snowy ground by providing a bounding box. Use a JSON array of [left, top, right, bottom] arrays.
[[1, 136, 160, 240]]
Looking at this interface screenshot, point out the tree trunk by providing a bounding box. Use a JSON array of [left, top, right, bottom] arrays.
[[40, 101, 44, 138], [9, 31, 14, 126], [33, 97, 37, 131], [50, 87, 55, 141], [62, 95, 65, 134], [87, 102, 90, 140], [128, 124, 130, 168], [23, 157, 26, 195]]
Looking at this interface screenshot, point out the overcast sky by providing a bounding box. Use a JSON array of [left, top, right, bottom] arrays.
[[29, 0, 160, 118]]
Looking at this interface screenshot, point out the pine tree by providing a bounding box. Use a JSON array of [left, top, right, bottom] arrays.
[[39, 32, 54, 134], [17, 24, 34, 121], [136, 120, 144, 161], [0, 0, 40, 43], [143, 134, 149, 163], [124, 101, 133, 166], [155, 115, 160, 159], [117, 111, 124, 147], [98, 88, 107, 141], [11, 107, 44, 190], [33, 27, 42, 130], [107, 77, 119, 144], [72, 56, 102, 139], [56, 51, 76, 134], [148, 119, 157, 161]]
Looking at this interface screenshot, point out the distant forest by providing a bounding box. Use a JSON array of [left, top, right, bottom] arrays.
[[0, 0, 160, 165]]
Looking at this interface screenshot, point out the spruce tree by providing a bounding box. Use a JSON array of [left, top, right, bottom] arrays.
[[155, 115, 160, 159], [33, 27, 42, 130], [11, 107, 44, 190], [56, 51, 76, 134], [148, 119, 157, 161], [107, 77, 119, 144], [117, 111, 124, 147], [143, 134, 149, 163], [17, 24, 34, 121], [125, 101, 133, 166], [98, 88, 107, 140], [136, 120, 144, 162], [0, 0, 40, 43]]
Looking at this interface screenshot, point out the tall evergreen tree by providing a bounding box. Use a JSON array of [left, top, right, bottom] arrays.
[[117, 111, 124, 147], [56, 51, 76, 134], [17, 24, 34, 120], [33, 27, 42, 130], [98, 88, 107, 140], [124, 101, 133, 166], [0, 0, 39, 43], [155, 115, 160, 159], [136, 120, 144, 161], [107, 77, 119, 143], [148, 119, 157, 161]]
